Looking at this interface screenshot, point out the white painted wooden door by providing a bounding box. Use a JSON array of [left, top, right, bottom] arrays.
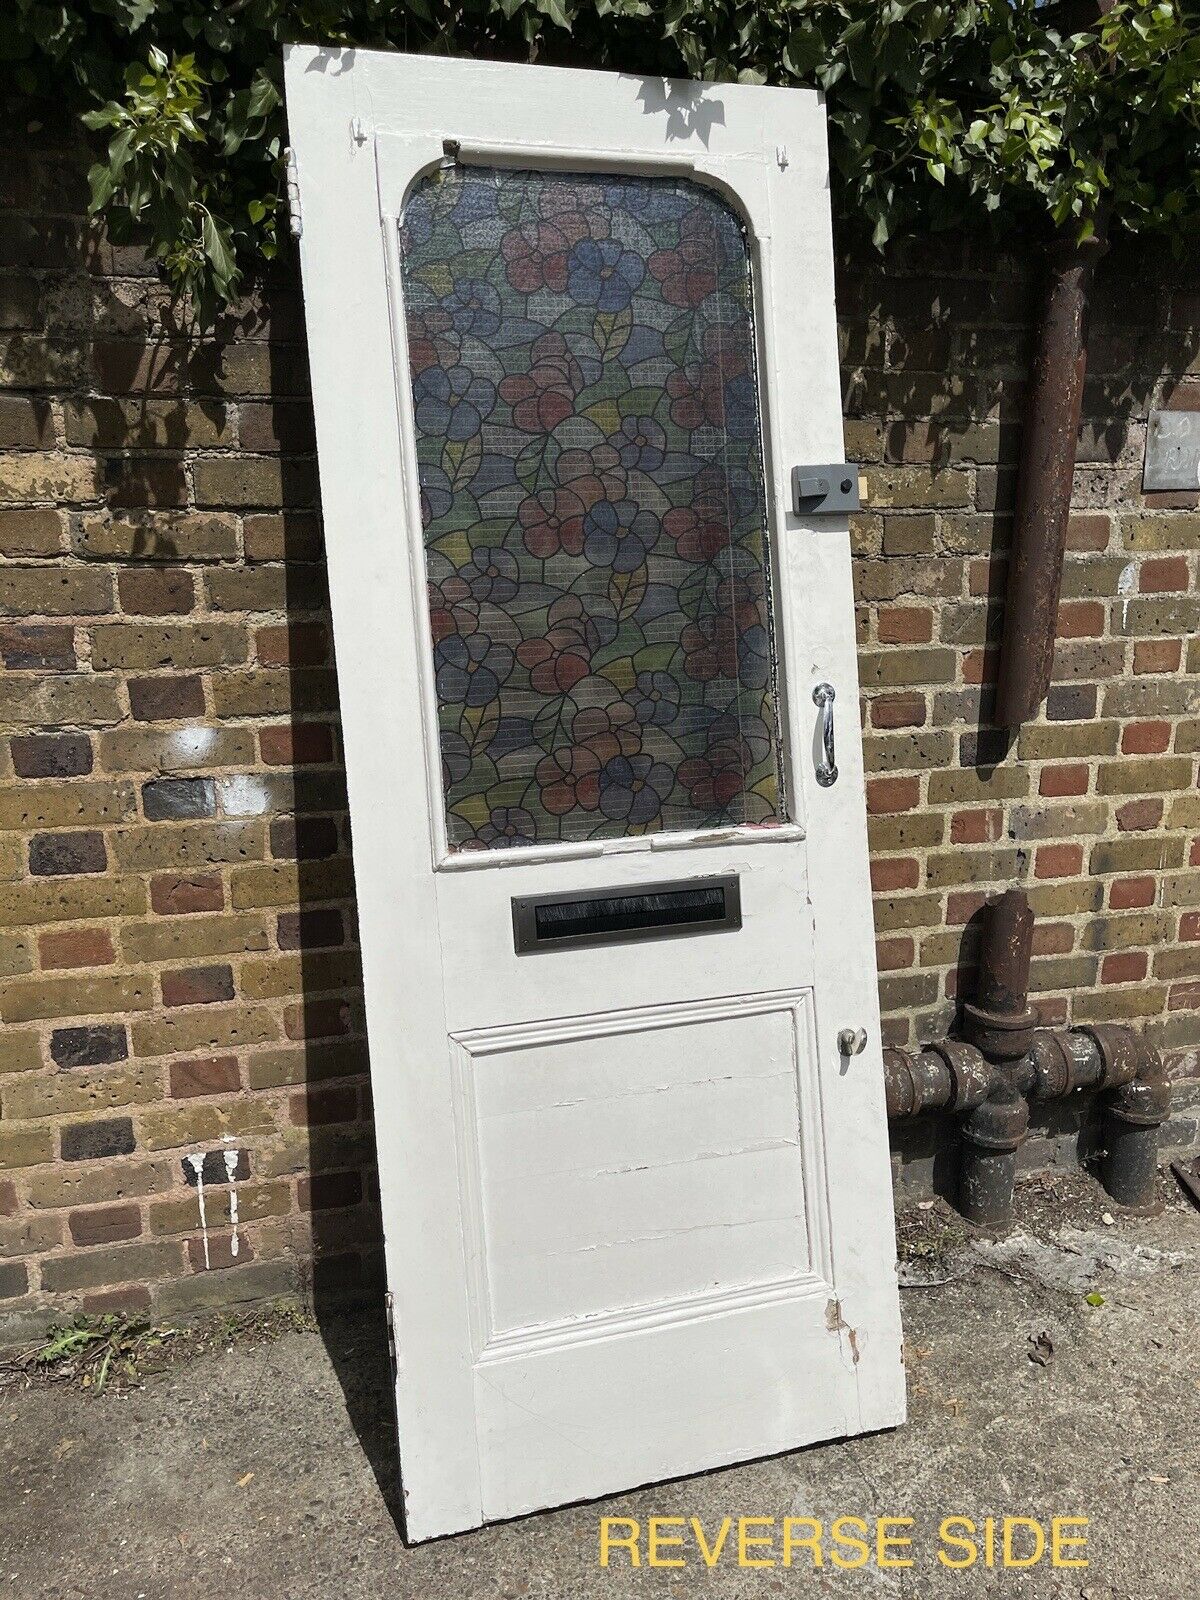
[[286, 47, 904, 1542]]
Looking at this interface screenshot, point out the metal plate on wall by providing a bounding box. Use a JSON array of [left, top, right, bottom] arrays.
[[1144, 410, 1200, 492]]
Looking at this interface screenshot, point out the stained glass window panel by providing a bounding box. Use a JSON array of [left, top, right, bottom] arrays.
[[399, 167, 784, 852]]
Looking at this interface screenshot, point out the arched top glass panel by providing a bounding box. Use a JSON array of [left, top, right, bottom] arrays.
[[399, 166, 783, 853]]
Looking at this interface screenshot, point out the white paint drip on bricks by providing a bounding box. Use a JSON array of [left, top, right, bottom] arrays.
[[225, 1148, 241, 1257], [1117, 560, 1136, 631], [188, 1144, 242, 1268], [188, 1152, 210, 1270]]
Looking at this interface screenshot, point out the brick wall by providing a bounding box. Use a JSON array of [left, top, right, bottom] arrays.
[[1, 128, 1197, 1337]]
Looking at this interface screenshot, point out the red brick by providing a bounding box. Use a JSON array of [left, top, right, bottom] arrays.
[[871, 691, 927, 729], [1039, 763, 1089, 798], [1139, 557, 1189, 593], [1101, 952, 1149, 984], [1133, 639, 1182, 674], [38, 927, 115, 969], [0, 623, 75, 671], [10, 732, 91, 778], [1036, 843, 1083, 879], [1191, 838, 1200, 868], [150, 873, 223, 914], [877, 606, 933, 644], [117, 568, 195, 615], [1121, 720, 1170, 755], [169, 1055, 242, 1097], [1168, 981, 1200, 1011], [1039, 997, 1069, 1027], [0, 1180, 16, 1217], [1181, 911, 1200, 941], [188, 1233, 253, 1272], [81, 1285, 152, 1316], [161, 964, 235, 1007], [871, 857, 919, 892], [277, 909, 344, 950], [1032, 923, 1074, 956], [289, 1083, 358, 1125], [950, 808, 1002, 844], [68, 1203, 142, 1247], [1116, 798, 1162, 832], [1144, 490, 1200, 509], [269, 816, 339, 861], [128, 675, 205, 721], [967, 558, 994, 596], [284, 997, 352, 1040], [1109, 876, 1156, 911], [866, 776, 919, 814], [1065, 513, 1111, 552], [260, 723, 335, 766], [875, 935, 914, 972], [1056, 600, 1105, 639], [298, 1170, 363, 1210], [963, 649, 998, 686], [256, 623, 328, 666], [947, 890, 988, 926]]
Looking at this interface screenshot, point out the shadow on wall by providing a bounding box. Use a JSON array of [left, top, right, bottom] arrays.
[[277, 528, 397, 1518]]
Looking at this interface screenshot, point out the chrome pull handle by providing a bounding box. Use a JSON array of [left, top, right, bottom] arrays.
[[813, 682, 838, 787]]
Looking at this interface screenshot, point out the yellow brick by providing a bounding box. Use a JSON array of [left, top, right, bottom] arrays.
[[120, 913, 268, 966], [132, 1005, 279, 1058], [239, 951, 361, 1001], [0, 780, 136, 831], [0, 1124, 54, 1168], [0, 969, 153, 1024], [0, 876, 146, 929], [2, 1063, 161, 1121], [138, 1097, 277, 1151], [111, 821, 265, 872], [230, 860, 355, 910]]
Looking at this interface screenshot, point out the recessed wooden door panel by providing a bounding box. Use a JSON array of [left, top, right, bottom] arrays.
[[286, 46, 905, 1542]]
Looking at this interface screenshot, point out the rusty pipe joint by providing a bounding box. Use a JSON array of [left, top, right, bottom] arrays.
[[883, 1040, 995, 1119], [959, 1085, 1030, 1228], [1097, 1034, 1169, 1212]]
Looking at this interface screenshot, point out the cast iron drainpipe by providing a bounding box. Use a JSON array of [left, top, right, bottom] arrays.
[[883, 889, 1170, 1226], [993, 225, 1109, 729]]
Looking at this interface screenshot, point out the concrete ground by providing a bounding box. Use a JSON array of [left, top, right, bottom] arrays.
[[2, 1170, 1197, 1600]]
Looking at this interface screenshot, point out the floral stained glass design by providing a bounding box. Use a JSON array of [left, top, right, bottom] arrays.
[[399, 167, 783, 852]]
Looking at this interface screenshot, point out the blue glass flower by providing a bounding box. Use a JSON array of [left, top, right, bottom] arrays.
[[723, 373, 757, 440], [604, 180, 690, 223], [625, 671, 681, 728], [435, 632, 513, 707], [417, 462, 453, 525], [582, 500, 659, 573], [443, 278, 502, 337], [460, 545, 520, 604], [598, 755, 675, 824], [451, 177, 499, 227], [737, 622, 772, 689], [477, 807, 536, 848], [615, 415, 666, 472], [413, 365, 496, 442], [566, 240, 646, 313]]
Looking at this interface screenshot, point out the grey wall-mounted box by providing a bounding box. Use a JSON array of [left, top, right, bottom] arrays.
[[1144, 410, 1200, 493]]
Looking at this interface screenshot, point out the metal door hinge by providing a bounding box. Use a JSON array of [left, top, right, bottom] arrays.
[[792, 464, 860, 515], [385, 1289, 397, 1374], [285, 148, 302, 239]]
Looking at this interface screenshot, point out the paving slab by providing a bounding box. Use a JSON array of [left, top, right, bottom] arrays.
[[2, 1173, 1197, 1600]]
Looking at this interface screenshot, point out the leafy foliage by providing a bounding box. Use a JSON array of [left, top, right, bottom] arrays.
[[8, 1314, 174, 1391], [2, 0, 1197, 312]]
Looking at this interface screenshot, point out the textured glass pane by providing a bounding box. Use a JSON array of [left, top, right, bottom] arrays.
[[399, 167, 783, 851]]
